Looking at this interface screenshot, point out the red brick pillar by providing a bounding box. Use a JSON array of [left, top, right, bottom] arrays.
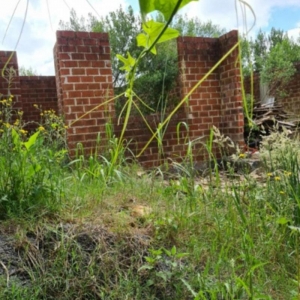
[[219, 30, 244, 145], [54, 31, 114, 156], [177, 36, 222, 159], [0, 51, 22, 110]]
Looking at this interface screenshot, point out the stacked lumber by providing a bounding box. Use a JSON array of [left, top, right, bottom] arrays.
[[252, 104, 299, 130]]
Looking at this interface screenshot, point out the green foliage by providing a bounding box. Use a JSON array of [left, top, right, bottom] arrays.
[[71, 126, 129, 185], [260, 38, 300, 98], [260, 128, 300, 225], [34, 105, 67, 150], [171, 14, 227, 37], [59, 6, 141, 89], [138, 246, 189, 295], [139, 0, 197, 21], [59, 5, 225, 114], [0, 126, 64, 218], [0, 95, 66, 219], [241, 27, 300, 98], [137, 20, 179, 55], [2, 2, 300, 299], [18, 66, 38, 76]]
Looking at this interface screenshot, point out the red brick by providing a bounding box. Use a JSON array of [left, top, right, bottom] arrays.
[[71, 53, 85, 60], [86, 68, 99, 75], [67, 76, 81, 83], [77, 61, 92, 68], [85, 54, 99, 60], [72, 68, 86, 75], [80, 76, 94, 83]]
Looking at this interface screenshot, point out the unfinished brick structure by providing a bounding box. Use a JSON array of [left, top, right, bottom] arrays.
[[244, 63, 300, 115], [0, 51, 58, 128], [0, 30, 245, 166]]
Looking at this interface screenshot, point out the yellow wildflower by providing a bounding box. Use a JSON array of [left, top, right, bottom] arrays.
[[20, 129, 27, 135], [284, 171, 292, 176], [267, 172, 273, 177], [38, 126, 45, 131], [239, 153, 245, 158], [274, 176, 281, 181]]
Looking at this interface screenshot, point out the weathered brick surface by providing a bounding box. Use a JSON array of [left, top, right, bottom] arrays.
[[1, 30, 245, 166], [218, 31, 244, 145], [20, 76, 58, 129], [281, 64, 300, 114], [244, 63, 300, 115], [54, 31, 114, 155], [0, 51, 22, 111]]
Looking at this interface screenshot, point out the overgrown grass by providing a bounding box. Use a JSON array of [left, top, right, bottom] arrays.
[[1, 1, 299, 298], [0, 125, 300, 299]]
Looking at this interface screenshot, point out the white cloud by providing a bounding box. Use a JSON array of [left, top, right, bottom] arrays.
[[182, 0, 300, 35], [1, 0, 129, 75], [287, 28, 300, 41], [1, 0, 300, 75]]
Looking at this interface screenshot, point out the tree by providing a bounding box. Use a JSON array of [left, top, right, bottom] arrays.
[[19, 66, 38, 76], [171, 14, 226, 37], [241, 28, 300, 99], [59, 6, 226, 113], [59, 6, 140, 89]]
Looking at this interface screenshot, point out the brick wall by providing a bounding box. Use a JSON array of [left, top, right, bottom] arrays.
[[243, 72, 260, 106], [244, 64, 300, 115], [20, 76, 58, 129], [0, 51, 22, 111], [1, 30, 245, 167], [176, 35, 221, 161], [277, 63, 300, 115], [218, 31, 244, 143], [0, 51, 58, 128], [54, 31, 114, 156]]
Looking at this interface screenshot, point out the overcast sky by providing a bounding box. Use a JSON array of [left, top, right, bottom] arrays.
[[1, 0, 300, 75]]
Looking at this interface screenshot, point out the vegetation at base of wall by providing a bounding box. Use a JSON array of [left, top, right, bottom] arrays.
[[2, 1, 300, 298], [0, 95, 67, 218], [1, 127, 300, 299]]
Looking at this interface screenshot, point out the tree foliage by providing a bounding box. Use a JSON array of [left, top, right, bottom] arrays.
[[19, 66, 38, 76], [171, 14, 226, 37], [241, 28, 300, 98], [59, 6, 226, 113]]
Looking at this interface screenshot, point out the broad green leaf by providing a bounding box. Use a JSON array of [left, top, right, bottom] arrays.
[[171, 245, 176, 256], [24, 131, 39, 151], [146, 279, 154, 287], [137, 20, 179, 54], [276, 216, 290, 225], [139, 0, 199, 21], [138, 0, 155, 21], [156, 271, 168, 282], [116, 52, 136, 77], [138, 265, 154, 271], [11, 128, 20, 148], [176, 252, 189, 259]]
